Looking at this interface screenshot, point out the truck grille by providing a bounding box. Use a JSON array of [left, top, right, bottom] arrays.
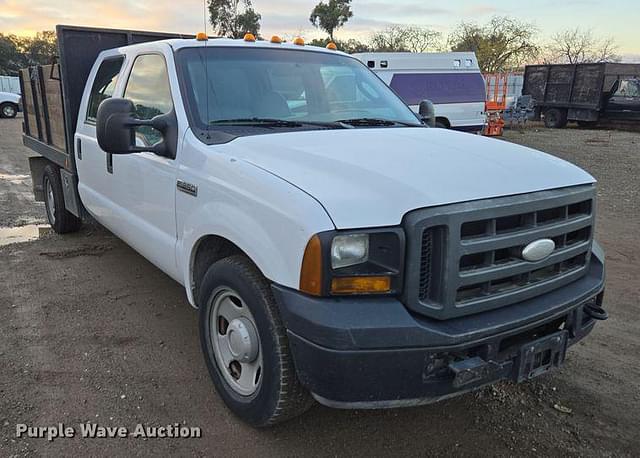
[[405, 186, 595, 320]]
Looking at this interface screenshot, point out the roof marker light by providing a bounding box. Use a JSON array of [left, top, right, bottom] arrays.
[[196, 32, 208, 41], [326, 42, 337, 50], [293, 37, 305, 46], [244, 33, 256, 42], [270, 35, 282, 44]]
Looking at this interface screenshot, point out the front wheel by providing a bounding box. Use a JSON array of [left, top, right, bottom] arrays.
[[198, 255, 313, 426], [1, 102, 18, 119]]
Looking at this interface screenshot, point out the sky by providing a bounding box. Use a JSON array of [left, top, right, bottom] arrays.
[[1, 0, 639, 57]]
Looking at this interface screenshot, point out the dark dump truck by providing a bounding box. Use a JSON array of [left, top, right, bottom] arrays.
[[523, 62, 640, 128]]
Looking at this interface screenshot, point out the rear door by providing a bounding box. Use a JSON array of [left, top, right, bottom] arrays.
[[75, 53, 126, 219]]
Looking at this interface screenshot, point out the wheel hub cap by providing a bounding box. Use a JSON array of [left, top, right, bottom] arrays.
[[208, 288, 263, 396], [226, 318, 258, 363]]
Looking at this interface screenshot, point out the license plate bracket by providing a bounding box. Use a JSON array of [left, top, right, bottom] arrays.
[[516, 330, 568, 382]]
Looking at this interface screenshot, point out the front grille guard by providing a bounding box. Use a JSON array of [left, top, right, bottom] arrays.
[[403, 185, 596, 320]]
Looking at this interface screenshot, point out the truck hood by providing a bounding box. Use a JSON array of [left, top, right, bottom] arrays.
[[225, 127, 595, 229]]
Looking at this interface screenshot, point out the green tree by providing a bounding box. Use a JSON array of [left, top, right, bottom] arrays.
[[21, 31, 58, 66], [309, 0, 353, 42], [0, 31, 58, 76], [449, 16, 539, 72], [0, 34, 22, 75], [208, 0, 261, 39]]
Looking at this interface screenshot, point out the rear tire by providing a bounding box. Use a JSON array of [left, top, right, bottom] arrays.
[[543, 108, 568, 128], [198, 255, 313, 427], [43, 164, 82, 234], [1, 102, 18, 119]]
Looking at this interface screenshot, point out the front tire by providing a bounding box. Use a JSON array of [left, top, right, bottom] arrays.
[[43, 164, 82, 234], [1, 102, 18, 119], [198, 255, 313, 426]]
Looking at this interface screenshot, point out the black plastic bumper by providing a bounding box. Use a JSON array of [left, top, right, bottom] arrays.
[[272, 255, 605, 408]]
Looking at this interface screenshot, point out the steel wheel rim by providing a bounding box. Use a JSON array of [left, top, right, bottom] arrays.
[[209, 287, 262, 396], [45, 177, 56, 225], [2, 105, 15, 117]]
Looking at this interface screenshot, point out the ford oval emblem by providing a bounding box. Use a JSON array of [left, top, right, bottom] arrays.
[[521, 239, 555, 262]]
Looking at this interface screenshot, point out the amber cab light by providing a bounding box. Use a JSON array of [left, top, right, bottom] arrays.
[[270, 35, 283, 44], [293, 37, 305, 46], [244, 33, 256, 42], [331, 276, 391, 295], [196, 32, 208, 41], [300, 235, 323, 296], [326, 42, 338, 50]]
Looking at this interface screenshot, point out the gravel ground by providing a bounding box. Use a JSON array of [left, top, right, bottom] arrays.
[[1, 117, 639, 456]]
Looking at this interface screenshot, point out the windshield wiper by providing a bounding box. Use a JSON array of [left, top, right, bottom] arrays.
[[336, 118, 422, 127], [209, 118, 352, 129]]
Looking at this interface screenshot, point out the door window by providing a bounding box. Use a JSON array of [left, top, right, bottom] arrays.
[[614, 79, 640, 97], [124, 54, 174, 146], [86, 57, 124, 123]]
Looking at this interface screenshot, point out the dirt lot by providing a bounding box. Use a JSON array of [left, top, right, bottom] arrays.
[[1, 117, 639, 457]]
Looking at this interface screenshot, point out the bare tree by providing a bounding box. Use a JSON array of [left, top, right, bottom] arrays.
[[545, 28, 620, 64], [448, 16, 539, 72], [403, 27, 443, 53], [370, 25, 442, 53]]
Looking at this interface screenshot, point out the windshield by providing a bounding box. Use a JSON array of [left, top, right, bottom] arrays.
[[176, 47, 421, 135]]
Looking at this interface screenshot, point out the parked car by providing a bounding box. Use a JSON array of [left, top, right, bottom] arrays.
[[523, 63, 640, 128], [19, 26, 607, 427], [353, 52, 486, 133], [0, 91, 20, 118]]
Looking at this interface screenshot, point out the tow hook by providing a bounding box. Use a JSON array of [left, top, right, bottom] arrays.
[[449, 357, 502, 388], [584, 303, 608, 321]]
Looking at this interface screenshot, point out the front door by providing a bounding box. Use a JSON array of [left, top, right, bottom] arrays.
[[107, 53, 179, 278], [606, 79, 640, 120]]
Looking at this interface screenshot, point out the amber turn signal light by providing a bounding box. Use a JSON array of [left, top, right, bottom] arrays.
[[300, 235, 323, 296], [331, 276, 391, 295]]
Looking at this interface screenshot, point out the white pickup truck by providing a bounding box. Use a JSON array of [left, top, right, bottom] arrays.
[[0, 91, 20, 118], [19, 26, 607, 427]]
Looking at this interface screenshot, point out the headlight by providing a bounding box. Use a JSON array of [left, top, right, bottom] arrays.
[[331, 234, 369, 269], [300, 229, 405, 296]]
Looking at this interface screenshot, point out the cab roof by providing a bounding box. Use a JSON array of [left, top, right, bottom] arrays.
[[126, 37, 349, 57]]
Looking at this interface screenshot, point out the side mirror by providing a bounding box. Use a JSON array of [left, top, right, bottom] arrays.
[[419, 99, 436, 127], [96, 98, 177, 159]]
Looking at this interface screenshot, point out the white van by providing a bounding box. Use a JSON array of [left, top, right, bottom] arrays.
[[354, 52, 486, 133]]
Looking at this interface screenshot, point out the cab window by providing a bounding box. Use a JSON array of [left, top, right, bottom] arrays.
[[614, 79, 640, 98], [86, 57, 124, 123], [124, 54, 174, 146]]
